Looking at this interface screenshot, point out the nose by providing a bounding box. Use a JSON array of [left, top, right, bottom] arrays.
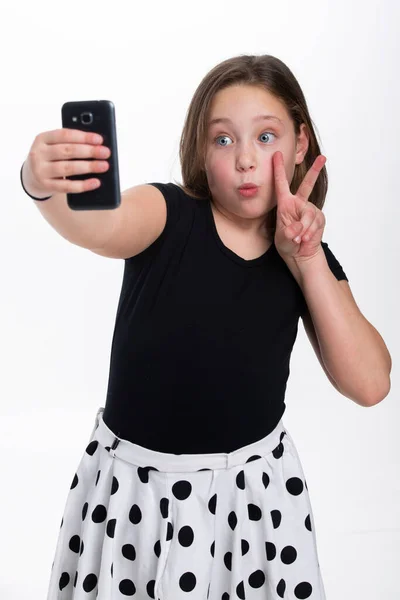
[[236, 145, 256, 171]]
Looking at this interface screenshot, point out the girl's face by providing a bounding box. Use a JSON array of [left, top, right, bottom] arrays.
[[204, 84, 309, 235]]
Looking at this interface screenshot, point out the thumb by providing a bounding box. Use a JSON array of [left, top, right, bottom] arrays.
[[292, 221, 304, 236]]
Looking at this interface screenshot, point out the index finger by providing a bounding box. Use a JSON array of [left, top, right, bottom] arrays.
[[39, 128, 103, 146], [273, 151, 290, 198]]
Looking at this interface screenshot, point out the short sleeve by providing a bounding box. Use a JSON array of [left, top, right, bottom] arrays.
[[298, 240, 349, 317], [123, 182, 183, 263], [147, 182, 182, 234], [321, 241, 349, 281]]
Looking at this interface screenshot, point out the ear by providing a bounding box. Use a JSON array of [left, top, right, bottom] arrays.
[[295, 123, 309, 165]]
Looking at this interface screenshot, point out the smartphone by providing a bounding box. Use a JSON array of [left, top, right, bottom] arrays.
[[61, 100, 121, 210]]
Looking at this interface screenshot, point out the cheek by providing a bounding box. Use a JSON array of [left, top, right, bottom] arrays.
[[206, 155, 231, 185]]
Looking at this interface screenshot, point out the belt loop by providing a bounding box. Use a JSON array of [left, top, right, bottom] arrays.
[[88, 407, 104, 444], [110, 433, 121, 458]]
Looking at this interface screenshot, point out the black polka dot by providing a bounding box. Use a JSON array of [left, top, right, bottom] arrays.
[[224, 551, 232, 571], [70, 473, 78, 489], [277, 578, 286, 597], [248, 503, 262, 521], [248, 569, 266, 588], [294, 581, 313, 598], [146, 580, 156, 597], [95, 470, 101, 485], [80, 539, 84, 556], [106, 518, 116, 538], [265, 541, 277, 560], [228, 511, 238, 530], [246, 454, 262, 463], [137, 465, 158, 483], [178, 525, 194, 547], [122, 544, 136, 560], [59, 572, 70, 591], [85, 440, 99, 456], [208, 493, 217, 514], [82, 502, 88, 521], [271, 509, 282, 528], [129, 504, 142, 525], [160, 497, 169, 518], [111, 476, 119, 494], [68, 534, 80, 553], [172, 480, 192, 500], [241, 539, 250, 556], [286, 476, 304, 496], [236, 580, 245, 599], [137, 466, 150, 483], [92, 504, 107, 523], [179, 572, 196, 592], [273, 442, 284, 458], [166, 521, 173, 541], [119, 579, 136, 595], [236, 470, 245, 490], [281, 545, 297, 564], [82, 573, 97, 592], [210, 540, 215, 557], [73, 571, 78, 587], [305, 514, 312, 531], [262, 471, 270, 488], [154, 540, 161, 557]]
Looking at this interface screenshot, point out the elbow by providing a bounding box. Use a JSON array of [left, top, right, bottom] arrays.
[[363, 378, 391, 407], [336, 377, 391, 407]]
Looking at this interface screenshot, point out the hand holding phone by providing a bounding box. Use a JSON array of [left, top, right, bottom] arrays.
[[61, 100, 121, 210], [22, 128, 112, 200]]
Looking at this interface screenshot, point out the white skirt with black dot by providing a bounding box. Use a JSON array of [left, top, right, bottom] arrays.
[[46, 406, 326, 600]]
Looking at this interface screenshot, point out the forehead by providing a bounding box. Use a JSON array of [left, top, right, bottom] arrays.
[[207, 85, 289, 126]]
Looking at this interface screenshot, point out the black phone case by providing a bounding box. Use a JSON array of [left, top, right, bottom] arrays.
[[61, 100, 121, 210]]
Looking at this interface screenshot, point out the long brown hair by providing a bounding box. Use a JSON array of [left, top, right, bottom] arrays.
[[174, 54, 327, 239]]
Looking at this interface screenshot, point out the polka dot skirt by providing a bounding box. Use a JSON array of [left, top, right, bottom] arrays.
[[46, 407, 326, 599]]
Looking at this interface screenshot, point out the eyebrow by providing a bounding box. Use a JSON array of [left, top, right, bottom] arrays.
[[208, 114, 284, 127]]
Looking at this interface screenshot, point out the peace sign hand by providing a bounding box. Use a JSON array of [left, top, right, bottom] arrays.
[[273, 151, 327, 262]]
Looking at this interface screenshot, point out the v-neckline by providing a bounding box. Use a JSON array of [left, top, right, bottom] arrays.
[[206, 198, 275, 267]]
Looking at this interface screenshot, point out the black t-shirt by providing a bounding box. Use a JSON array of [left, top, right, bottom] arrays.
[[102, 182, 348, 454]]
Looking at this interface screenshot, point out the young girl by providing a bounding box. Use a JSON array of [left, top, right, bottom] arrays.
[[21, 54, 391, 600]]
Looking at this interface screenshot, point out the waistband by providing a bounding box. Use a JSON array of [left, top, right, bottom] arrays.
[[90, 406, 288, 473]]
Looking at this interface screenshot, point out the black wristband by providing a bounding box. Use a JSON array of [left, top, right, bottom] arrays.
[[20, 162, 52, 201]]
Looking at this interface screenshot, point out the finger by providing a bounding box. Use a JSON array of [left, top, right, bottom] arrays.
[[294, 211, 324, 243], [40, 129, 103, 146], [292, 205, 317, 241], [273, 151, 291, 201], [296, 155, 326, 202]]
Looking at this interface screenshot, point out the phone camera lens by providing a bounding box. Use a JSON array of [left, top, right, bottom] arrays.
[[81, 112, 93, 125]]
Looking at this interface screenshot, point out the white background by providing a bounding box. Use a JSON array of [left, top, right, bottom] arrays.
[[1, 0, 398, 598]]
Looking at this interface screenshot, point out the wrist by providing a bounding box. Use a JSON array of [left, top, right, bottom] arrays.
[[20, 161, 52, 201], [281, 245, 326, 287]]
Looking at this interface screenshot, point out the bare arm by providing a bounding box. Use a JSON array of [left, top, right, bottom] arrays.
[[30, 187, 120, 251], [22, 131, 119, 250]]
